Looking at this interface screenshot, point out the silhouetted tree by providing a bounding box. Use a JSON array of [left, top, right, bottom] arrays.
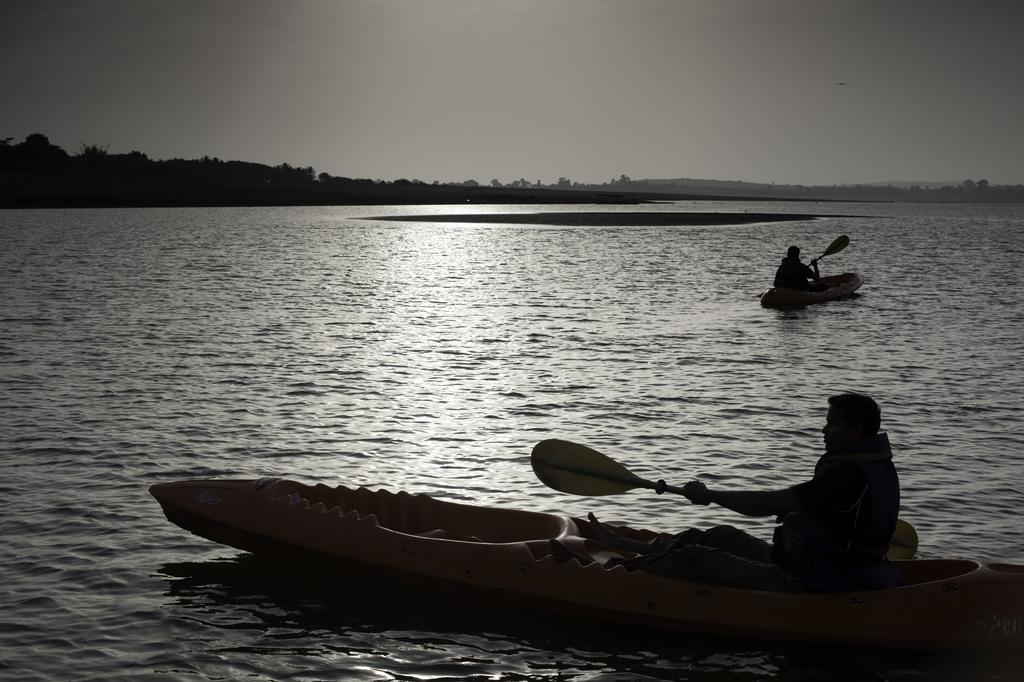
[[9, 133, 69, 170], [273, 162, 316, 184], [0, 137, 13, 169], [77, 143, 109, 164]]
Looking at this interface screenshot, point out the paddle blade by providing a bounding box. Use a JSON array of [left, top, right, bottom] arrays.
[[531, 439, 647, 496], [820, 234, 850, 258], [887, 519, 918, 560]]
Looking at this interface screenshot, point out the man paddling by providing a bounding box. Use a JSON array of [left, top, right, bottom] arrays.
[[774, 245, 826, 291], [555, 393, 902, 592]]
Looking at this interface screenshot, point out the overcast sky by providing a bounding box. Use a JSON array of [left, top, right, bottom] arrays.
[[2, 0, 1022, 185]]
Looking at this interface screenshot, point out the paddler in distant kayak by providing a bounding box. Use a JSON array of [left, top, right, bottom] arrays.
[[555, 393, 902, 592], [774, 245, 827, 291]]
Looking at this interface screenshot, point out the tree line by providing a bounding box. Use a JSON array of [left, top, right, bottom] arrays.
[[1, 133, 657, 207], [2, 133, 339, 187], [4, 133, 1020, 205]]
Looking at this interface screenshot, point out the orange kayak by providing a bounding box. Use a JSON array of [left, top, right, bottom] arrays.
[[150, 478, 1024, 651], [760, 272, 863, 308]]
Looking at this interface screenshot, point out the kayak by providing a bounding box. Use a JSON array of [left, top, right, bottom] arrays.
[[760, 272, 862, 308], [150, 478, 1024, 651]]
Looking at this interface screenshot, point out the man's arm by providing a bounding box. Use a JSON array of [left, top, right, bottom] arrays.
[[683, 480, 802, 517]]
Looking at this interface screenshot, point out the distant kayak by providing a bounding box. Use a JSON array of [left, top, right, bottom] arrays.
[[151, 478, 1024, 651], [761, 272, 863, 308]]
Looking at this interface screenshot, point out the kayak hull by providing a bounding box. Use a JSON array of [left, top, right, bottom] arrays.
[[150, 478, 1024, 652], [761, 272, 862, 308]]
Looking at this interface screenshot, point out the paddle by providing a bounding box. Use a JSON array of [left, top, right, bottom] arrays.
[[531, 439, 685, 496], [815, 234, 849, 262], [531, 438, 918, 560], [887, 519, 919, 561]]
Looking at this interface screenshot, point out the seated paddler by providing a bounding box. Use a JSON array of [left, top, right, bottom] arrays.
[[774, 245, 826, 291], [552, 393, 903, 593]]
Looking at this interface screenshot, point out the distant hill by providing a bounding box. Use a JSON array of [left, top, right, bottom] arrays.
[[860, 180, 965, 190], [635, 177, 966, 191], [551, 175, 1024, 203]]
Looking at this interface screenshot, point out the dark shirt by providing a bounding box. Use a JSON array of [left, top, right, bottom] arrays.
[[776, 435, 902, 590], [774, 257, 819, 289], [791, 463, 874, 555]]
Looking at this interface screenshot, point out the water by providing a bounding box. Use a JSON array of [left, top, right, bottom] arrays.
[[2, 202, 1023, 680]]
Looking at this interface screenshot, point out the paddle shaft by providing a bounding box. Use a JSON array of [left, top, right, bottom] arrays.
[[653, 480, 688, 496]]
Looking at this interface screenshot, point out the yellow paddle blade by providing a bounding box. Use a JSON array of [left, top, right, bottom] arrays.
[[531, 439, 648, 496], [887, 519, 918, 560], [820, 235, 850, 258]]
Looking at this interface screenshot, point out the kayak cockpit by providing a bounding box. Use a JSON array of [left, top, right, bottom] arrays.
[[898, 559, 983, 586]]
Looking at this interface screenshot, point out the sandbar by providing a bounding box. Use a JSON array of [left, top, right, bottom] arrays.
[[364, 212, 851, 226]]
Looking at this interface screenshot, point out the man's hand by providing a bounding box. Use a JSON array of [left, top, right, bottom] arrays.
[[810, 258, 819, 266], [683, 480, 712, 505]]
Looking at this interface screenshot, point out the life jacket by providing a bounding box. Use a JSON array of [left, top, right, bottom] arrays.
[[774, 434, 903, 591], [774, 257, 814, 289]]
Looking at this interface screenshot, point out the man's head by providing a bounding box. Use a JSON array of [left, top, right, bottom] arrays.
[[787, 245, 801, 258], [823, 393, 881, 452]]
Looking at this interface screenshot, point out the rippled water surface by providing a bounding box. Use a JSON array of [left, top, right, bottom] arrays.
[[2, 202, 1023, 680]]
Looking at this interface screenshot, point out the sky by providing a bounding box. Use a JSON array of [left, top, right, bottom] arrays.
[[2, 0, 1022, 186]]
